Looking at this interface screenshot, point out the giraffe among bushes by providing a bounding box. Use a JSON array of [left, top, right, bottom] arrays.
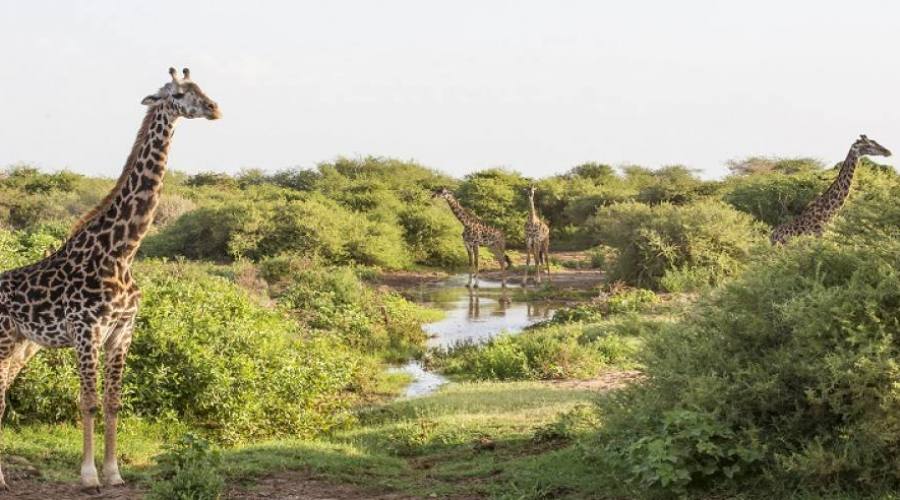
[[0, 67, 220, 492]]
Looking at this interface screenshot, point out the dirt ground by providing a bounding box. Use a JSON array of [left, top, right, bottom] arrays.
[[1, 480, 144, 500], [226, 472, 417, 500]]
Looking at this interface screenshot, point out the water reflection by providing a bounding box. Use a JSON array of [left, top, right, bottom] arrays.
[[395, 275, 557, 397]]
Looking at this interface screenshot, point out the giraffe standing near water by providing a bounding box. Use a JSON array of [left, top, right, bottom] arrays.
[[522, 186, 550, 286], [0, 67, 220, 491], [770, 135, 891, 245], [433, 188, 511, 288]]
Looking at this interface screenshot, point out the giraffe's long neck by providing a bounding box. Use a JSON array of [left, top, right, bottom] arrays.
[[444, 195, 479, 229], [811, 146, 861, 218], [69, 104, 178, 263], [527, 193, 539, 223]]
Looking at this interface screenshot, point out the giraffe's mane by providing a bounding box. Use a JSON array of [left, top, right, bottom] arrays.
[[69, 107, 158, 236], [446, 195, 484, 224]]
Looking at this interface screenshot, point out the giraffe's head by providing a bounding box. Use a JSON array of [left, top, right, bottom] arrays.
[[432, 187, 453, 199], [141, 67, 221, 120], [853, 135, 891, 157], [525, 185, 537, 199]]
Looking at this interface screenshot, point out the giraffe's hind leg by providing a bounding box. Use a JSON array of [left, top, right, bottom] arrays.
[[0, 317, 40, 491], [102, 314, 135, 487]]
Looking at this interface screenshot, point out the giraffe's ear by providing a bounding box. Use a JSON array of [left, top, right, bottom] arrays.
[[141, 95, 161, 106]]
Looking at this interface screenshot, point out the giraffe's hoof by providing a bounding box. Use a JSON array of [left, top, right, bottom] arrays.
[[81, 485, 101, 495], [105, 476, 125, 487]]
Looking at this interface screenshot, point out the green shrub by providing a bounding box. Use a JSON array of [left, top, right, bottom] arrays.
[[456, 169, 530, 247], [722, 172, 825, 226], [592, 238, 900, 496], [434, 323, 612, 381], [588, 200, 766, 290], [149, 433, 224, 500], [547, 305, 604, 325], [269, 259, 435, 360], [398, 205, 468, 268], [606, 288, 659, 314]]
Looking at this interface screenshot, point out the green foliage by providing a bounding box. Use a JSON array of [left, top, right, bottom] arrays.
[[0, 224, 66, 271], [593, 237, 900, 496], [547, 304, 604, 324], [149, 433, 224, 500], [398, 205, 467, 268], [723, 171, 826, 226], [434, 323, 620, 381], [270, 259, 434, 360], [605, 288, 659, 314], [589, 200, 766, 290], [456, 169, 530, 247], [726, 156, 824, 176]]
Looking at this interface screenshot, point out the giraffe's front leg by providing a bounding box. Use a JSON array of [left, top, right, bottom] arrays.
[[472, 245, 480, 289], [465, 244, 474, 288], [74, 324, 102, 492], [102, 315, 134, 487], [522, 243, 531, 287]]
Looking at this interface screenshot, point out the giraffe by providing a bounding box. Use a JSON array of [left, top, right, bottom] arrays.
[[770, 135, 891, 245], [522, 185, 550, 286], [433, 187, 511, 288], [0, 67, 220, 491]]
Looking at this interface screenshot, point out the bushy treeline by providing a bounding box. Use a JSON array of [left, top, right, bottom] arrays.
[[2, 155, 893, 283]]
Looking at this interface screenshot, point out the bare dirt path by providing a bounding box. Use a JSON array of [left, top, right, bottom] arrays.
[[225, 472, 416, 500]]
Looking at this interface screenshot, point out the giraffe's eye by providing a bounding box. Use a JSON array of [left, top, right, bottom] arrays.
[[172, 93, 185, 99]]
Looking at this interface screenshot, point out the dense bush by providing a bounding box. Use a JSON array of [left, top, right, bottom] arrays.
[[9, 262, 362, 443], [588, 200, 766, 290], [456, 169, 530, 247], [267, 258, 437, 360], [592, 238, 900, 496]]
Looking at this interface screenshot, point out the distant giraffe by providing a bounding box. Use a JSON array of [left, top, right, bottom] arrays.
[[770, 135, 891, 244], [433, 188, 511, 288], [0, 67, 220, 492], [522, 186, 550, 286]]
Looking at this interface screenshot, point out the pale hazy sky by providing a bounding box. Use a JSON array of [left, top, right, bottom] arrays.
[[2, 0, 899, 180]]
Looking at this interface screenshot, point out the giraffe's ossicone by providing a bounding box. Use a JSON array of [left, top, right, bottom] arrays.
[[0, 67, 220, 492]]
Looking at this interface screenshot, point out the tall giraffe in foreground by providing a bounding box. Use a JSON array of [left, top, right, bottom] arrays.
[[0, 67, 220, 491], [522, 186, 550, 285], [770, 135, 891, 244], [433, 188, 511, 288]]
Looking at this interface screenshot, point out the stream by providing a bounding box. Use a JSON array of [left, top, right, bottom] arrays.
[[394, 274, 557, 397]]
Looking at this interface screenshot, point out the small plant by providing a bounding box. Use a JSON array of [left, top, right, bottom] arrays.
[[548, 305, 603, 324], [149, 433, 224, 500], [605, 288, 659, 314]]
